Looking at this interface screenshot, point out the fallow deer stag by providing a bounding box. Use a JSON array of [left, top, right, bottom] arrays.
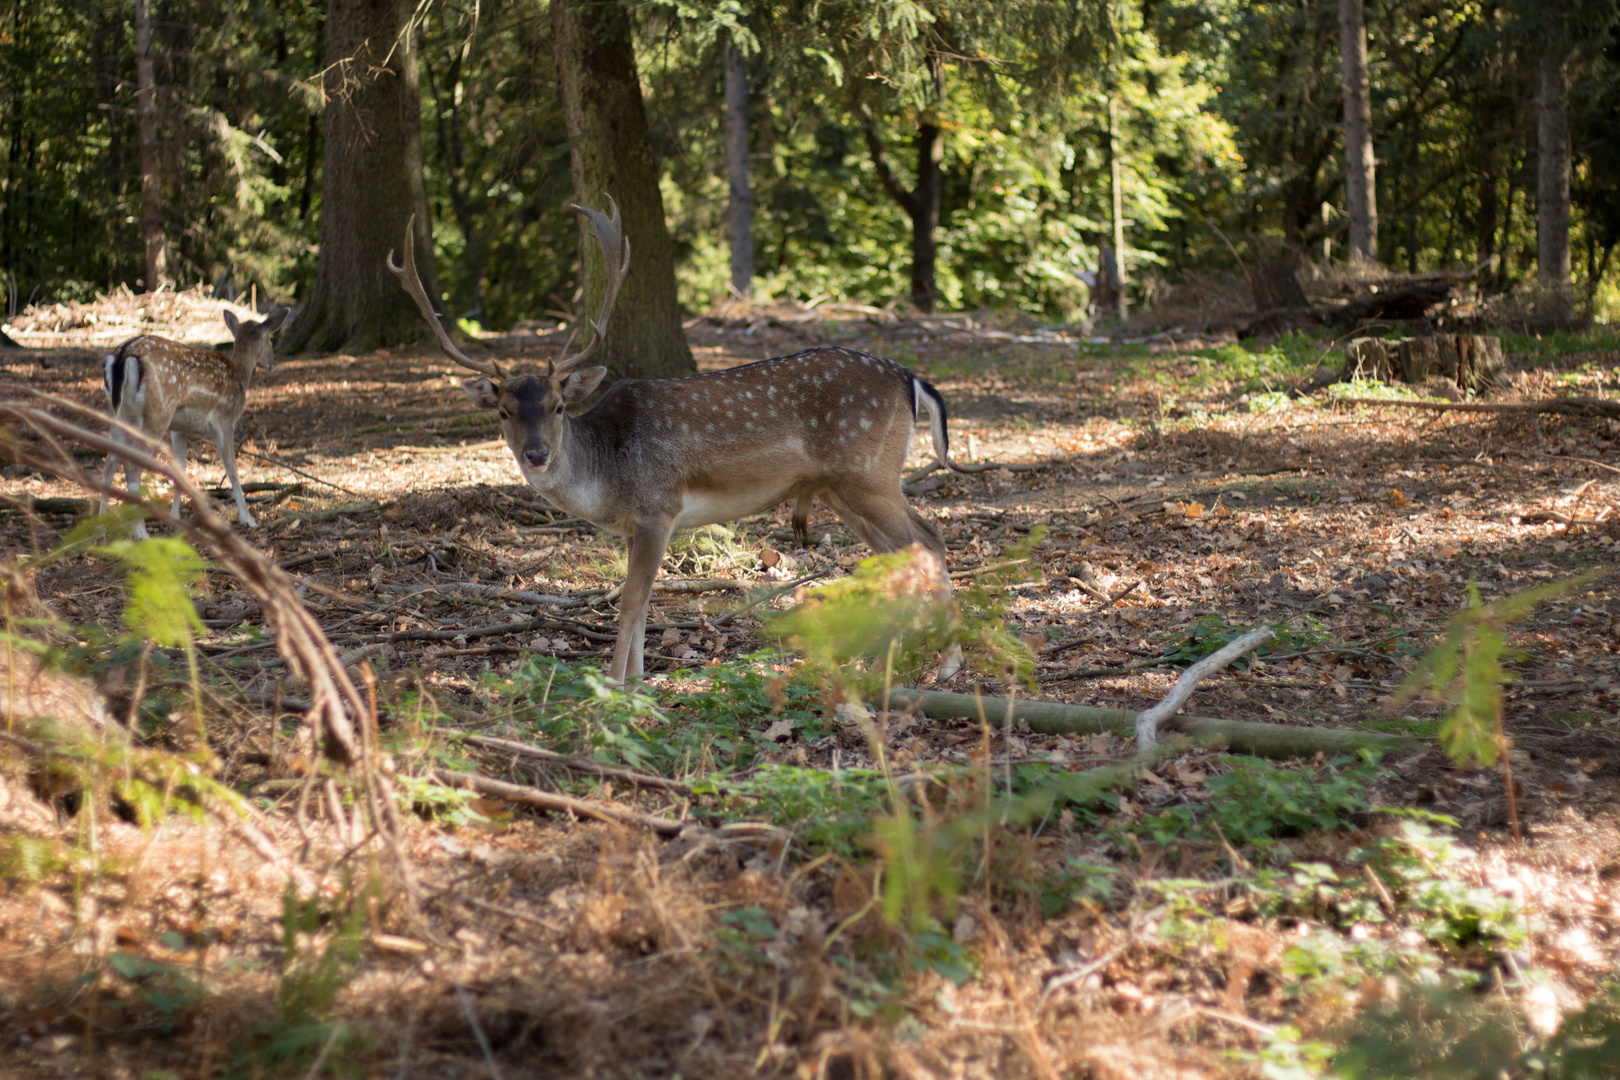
[[388, 199, 960, 681], [99, 307, 289, 539]]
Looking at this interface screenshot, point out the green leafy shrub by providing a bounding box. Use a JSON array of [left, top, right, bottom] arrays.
[[1131, 754, 1385, 848]]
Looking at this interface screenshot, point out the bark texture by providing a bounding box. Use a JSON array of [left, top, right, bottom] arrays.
[[281, 0, 440, 356], [1337, 0, 1378, 264], [135, 0, 168, 289], [1538, 14, 1572, 324], [553, 0, 694, 380], [724, 40, 754, 302]]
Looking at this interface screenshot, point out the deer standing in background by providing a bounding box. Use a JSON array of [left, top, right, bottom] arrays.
[[99, 307, 289, 538], [389, 199, 963, 681]]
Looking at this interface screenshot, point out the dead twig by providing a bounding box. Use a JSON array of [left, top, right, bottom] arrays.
[[458, 733, 694, 794], [1330, 395, 1620, 419], [423, 768, 687, 836], [1134, 627, 1274, 747], [1040, 581, 1143, 656]]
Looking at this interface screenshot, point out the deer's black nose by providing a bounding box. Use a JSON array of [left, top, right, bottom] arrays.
[[523, 446, 549, 468]]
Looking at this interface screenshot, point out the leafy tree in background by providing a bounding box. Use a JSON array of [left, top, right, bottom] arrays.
[[417, 0, 577, 333], [281, 0, 441, 354]]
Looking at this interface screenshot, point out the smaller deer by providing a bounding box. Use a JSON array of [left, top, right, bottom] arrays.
[[99, 307, 289, 537], [390, 200, 963, 682]]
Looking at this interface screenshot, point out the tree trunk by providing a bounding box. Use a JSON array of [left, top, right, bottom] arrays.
[[724, 39, 754, 302], [552, 0, 694, 381], [281, 0, 440, 355], [861, 57, 945, 313], [135, 0, 167, 290], [1337, 0, 1377, 264], [1537, 14, 1572, 324], [1107, 95, 1127, 318]]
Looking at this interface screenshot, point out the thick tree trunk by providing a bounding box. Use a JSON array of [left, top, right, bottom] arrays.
[[552, 0, 694, 380], [282, 0, 440, 355], [1537, 18, 1572, 324], [724, 40, 754, 302], [135, 0, 167, 290], [1337, 0, 1377, 264]]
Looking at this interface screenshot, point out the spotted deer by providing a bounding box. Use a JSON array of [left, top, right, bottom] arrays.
[[99, 307, 289, 538], [388, 199, 962, 681]]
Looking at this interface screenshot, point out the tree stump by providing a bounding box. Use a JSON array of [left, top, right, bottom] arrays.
[[1341, 334, 1503, 392]]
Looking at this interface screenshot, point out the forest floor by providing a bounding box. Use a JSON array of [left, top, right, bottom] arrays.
[[1, 299, 1619, 1078]]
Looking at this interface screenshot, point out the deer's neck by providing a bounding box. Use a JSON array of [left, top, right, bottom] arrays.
[[228, 348, 260, 390]]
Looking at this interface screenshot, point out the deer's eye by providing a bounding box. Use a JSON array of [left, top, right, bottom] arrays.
[[555, 404, 565, 415]]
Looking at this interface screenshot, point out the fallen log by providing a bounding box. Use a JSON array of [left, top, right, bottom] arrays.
[[1240, 281, 1458, 340], [885, 688, 1424, 759], [1331, 396, 1620, 420]]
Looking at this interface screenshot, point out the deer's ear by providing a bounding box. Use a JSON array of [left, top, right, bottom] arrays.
[[260, 308, 290, 334], [222, 309, 241, 335], [560, 366, 607, 404], [462, 378, 502, 409]]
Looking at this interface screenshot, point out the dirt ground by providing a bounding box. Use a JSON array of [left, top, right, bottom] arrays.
[[1, 294, 1619, 1078]]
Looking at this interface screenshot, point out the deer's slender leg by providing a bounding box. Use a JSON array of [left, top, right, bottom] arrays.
[[612, 518, 675, 681], [98, 436, 125, 518], [822, 486, 945, 559], [215, 424, 256, 527], [169, 432, 186, 516]]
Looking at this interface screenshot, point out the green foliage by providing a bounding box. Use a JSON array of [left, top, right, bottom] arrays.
[[393, 773, 498, 828], [94, 538, 207, 649], [1394, 575, 1593, 768], [496, 652, 822, 777], [873, 808, 963, 932], [768, 533, 1042, 700], [0, 836, 69, 883], [258, 878, 368, 1067], [694, 764, 887, 856], [1130, 754, 1385, 850], [1161, 615, 1331, 669], [105, 952, 206, 1031]]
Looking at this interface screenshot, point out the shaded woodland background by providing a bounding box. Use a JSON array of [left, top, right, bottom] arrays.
[[5, 0, 1620, 347]]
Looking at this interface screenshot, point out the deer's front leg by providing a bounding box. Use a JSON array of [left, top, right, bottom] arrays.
[[611, 519, 674, 682]]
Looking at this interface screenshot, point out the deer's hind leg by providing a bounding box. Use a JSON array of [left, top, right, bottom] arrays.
[[169, 432, 187, 517], [821, 485, 948, 584]]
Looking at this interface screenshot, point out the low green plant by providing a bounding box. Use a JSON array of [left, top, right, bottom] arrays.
[[1324, 377, 1421, 401], [1160, 615, 1332, 669], [1392, 573, 1594, 839], [693, 764, 891, 856], [497, 652, 820, 777], [767, 532, 1044, 702], [104, 951, 206, 1033], [1130, 754, 1385, 850], [664, 522, 755, 577], [253, 877, 369, 1069]]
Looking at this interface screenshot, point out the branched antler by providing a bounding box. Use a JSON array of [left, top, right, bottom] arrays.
[[555, 196, 631, 375], [386, 216, 508, 380]]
